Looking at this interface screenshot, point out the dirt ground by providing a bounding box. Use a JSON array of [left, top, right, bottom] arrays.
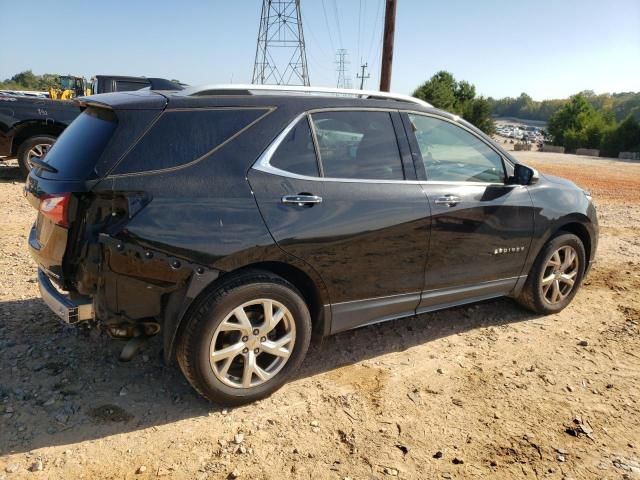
[[0, 152, 639, 480]]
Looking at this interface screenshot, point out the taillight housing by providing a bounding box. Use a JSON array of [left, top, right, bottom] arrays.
[[39, 193, 71, 227]]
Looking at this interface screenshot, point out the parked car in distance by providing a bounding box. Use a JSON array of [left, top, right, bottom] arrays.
[[0, 76, 183, 176], [25, 85, 598, 405]]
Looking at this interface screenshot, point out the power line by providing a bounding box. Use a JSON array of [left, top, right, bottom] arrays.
[[331, 0, 344, 48], [357, 0, 362, 64], [320, 0, 336, 54], [366, 0, 384, 66]]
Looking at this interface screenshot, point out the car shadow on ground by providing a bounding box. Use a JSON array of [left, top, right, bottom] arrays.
[[0, 295, 538, 454]]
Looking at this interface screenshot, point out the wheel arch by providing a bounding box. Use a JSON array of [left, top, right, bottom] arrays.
[[555, 222, 593, 265], [516, 216, 597, 299], [11, 120, 66, 155], [164, 260, 331, 364]]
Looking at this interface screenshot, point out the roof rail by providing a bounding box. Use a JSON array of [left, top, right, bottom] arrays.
[[175, 84, 432, 108]]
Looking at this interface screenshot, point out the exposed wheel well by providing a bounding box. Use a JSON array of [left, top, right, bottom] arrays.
[[11, 122, 65, 155]]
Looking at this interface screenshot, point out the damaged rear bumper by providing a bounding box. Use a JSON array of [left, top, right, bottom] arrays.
[[38, 268, 93, 324]]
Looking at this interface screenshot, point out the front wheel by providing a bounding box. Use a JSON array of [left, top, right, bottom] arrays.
[[516, 233, 586, 314], [176, 271, 312, 405]]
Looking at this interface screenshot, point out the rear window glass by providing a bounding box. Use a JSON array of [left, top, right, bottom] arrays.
[[39, 107, 117, 180], [112, 109, 267, 174], [270, 117, 319, 177]]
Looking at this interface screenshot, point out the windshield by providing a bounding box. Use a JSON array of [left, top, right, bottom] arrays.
[[60, 77, 76, 90]]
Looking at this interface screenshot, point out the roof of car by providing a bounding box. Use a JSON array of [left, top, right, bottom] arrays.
[[78, 85, 461, 124]]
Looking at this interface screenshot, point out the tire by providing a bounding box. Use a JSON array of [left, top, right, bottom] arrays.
[[16, 135, 56, 178], [176, 270, 312, 405], [516, 232, 586, 314]]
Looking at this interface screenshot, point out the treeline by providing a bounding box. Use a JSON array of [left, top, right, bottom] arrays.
[[413, 72, 639, 157], [487, 91, 640, 123], [547, 93, 640, 157], [0, 70, 62, 91]]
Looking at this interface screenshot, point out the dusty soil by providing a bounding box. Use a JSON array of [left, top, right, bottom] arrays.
[[1, 153, 639, 480]]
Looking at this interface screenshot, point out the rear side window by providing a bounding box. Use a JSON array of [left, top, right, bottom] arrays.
[[113, 109, 268, 175], [310, 111, 404, 180], [270, 117, 319, 177], [39, 107, 117, 180]]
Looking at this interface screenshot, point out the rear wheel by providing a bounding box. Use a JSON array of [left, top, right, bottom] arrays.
[[16, 135, 56, 178], [517, 233, 586, 314], [176, 271, 312, 405]]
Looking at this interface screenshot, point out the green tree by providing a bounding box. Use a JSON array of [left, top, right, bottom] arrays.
[[412, 71, 495, 134], [464, 97, 495, 135], [547, 94, 616, 152], [412, 71, 459, 113], [601, 115, 640, 157]]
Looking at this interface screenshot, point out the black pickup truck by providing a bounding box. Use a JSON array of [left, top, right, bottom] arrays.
[[0, 76, 182, 176]]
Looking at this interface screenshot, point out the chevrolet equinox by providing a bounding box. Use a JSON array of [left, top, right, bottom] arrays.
[[25, 85, 598, 405]]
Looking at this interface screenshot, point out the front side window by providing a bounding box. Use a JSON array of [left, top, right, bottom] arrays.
[[270, 117, 319, 177], [408, 114, 505, 183], [310, 111, 404, 180]]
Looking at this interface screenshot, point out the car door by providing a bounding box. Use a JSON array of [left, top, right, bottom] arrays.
[[401, 112, 535, 311], [249, 109, 430, 333]]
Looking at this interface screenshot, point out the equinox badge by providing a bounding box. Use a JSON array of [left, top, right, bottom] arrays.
[[493, 246, 525, 255]]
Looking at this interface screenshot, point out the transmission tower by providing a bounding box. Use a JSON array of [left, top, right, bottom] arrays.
[[335, 49, 351, 89], [252, 0, 310, 86]]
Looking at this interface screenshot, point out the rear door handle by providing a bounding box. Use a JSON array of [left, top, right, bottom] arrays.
[[281, 194, 323, 206], [434, 195, 461, 207]]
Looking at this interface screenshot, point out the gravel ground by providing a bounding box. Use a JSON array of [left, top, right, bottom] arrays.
[[0, 153, 639, 480]]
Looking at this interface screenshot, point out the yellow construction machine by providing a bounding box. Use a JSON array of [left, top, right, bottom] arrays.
[[48, 75, 92, 100]]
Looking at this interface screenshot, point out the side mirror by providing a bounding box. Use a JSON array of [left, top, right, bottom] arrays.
[[509, 163, 539, 185]]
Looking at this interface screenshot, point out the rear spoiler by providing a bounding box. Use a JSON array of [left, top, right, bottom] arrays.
[[75, 91, 169, 110]]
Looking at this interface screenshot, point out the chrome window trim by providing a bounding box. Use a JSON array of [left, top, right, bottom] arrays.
[[252, 107, 515, 186]]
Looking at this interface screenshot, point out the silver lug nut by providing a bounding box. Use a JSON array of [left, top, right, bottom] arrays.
[[254, 348, 260, 354], [242, 336, 248, 342], [253, 329, 259, 335], [260, 336, 266, 342], [242, 347, 249, 354]]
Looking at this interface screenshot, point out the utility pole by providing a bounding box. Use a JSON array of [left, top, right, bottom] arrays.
[[379, 0, 397, 92], [357, 62, 370, 90], [336, 49, 351, 89], [252, 0, 310, 86]]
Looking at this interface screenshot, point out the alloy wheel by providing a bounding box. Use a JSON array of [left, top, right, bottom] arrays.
[[26, 143, 52, 169], [209, 299, 296, 388], [541, 245, 579, 304]]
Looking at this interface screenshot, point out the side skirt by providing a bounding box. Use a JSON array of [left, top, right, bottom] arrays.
[[329, 276, 526, 335]]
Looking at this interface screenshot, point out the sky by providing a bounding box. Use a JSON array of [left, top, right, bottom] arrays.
[[1, 0, 639, 100]]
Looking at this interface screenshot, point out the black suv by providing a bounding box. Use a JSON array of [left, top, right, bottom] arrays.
[[25, 85, 598, 405]]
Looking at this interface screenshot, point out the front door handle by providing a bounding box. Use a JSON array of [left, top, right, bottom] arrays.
[[434, 195, 461, 207], [281, 194, 323, 206]]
